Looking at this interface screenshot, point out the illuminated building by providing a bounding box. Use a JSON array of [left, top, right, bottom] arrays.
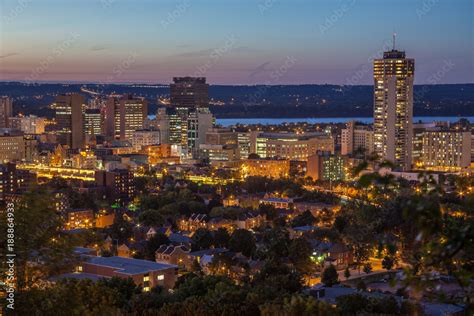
[[156, 107, 213, 157], [373, 41, 414, 171], [52, 94, 85, 149], [95, 168, 135, 205], [9, 115, 46, 134], [199, 144, 240, 163], [259, 197, 294, 209], [170, 77, 209, 108], [0, 163, 35, 200], [341, 121, 374, 156], [237, 131, 258, 160], [420, 130, 471, 172], [205, 128, 238, 146], [64, 208, 94, 230], [254, 132, 334, 161], [132, 129, 161, 151], [200, 128, 240, 162], [0, 97, 13, 128], [77, 255, 177, 290], [0, 129, 26, 162], [104, 94, 147, 141], [307, 151, 347, 182], [84, 108, 102, 136], [241, 158, 290, 179]]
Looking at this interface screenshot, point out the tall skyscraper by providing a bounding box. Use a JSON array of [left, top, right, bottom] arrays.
[[104, 94, 147, 141], [373, 39, 414, 171], [51, 94, 85, 149], [0, 97, 13, 128], [170, 77, 209, 108]]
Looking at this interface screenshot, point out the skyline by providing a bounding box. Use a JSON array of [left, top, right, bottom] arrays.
[[0, 0, 473, 85]]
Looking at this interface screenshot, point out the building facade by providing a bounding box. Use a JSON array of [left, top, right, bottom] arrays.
[[52, 94, 85, 149], [373, 48, 414, 171]]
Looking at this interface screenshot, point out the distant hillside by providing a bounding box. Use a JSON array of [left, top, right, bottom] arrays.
[[0, 82, 473, 118]]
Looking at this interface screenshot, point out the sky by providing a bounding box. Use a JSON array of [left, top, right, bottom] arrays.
[[0, 0, 473, 85]]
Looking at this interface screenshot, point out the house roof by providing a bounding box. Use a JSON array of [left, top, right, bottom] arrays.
[[83, 255, 177, 275], [328, 243, 350, 254], [188, 248, 228, 258]]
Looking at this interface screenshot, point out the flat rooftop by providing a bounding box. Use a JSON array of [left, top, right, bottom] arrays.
[[83, 255, 177, 275]]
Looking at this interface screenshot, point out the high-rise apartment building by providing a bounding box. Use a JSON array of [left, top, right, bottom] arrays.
[[373, 43, 414, 171], [0, 97, 13, 128], [52, 94, 85, 149], [170, 77, 209, 108]]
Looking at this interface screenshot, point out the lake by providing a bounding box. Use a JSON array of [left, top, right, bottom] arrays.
[[147, 115, 473, 126], [215, 116, 474, 126]]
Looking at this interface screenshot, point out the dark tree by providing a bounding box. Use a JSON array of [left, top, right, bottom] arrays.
[[321, 264, 339, 287], [192, 228, 214, 251], [229, 229, 256, 257], [213, 227, 230, 248]]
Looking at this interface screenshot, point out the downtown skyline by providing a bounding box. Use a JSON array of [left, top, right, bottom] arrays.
[[0, 0, 473, 85]]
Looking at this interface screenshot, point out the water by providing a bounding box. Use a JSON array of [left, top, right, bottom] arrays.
[[216, 116, 473, 126], [147, 115, 473, 126]]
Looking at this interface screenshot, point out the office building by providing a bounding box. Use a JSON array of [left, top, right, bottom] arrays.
[[170, 77, 209, 108], [132, 129, 161, 151], [84, 108, 102, 136], [0, 129, 26, 162], [9, 115, 46, 134], [373, 43, 414, 171], [52, 94, 85, 149], [104, 94, 147, 141], [0, 97, 13, 128]]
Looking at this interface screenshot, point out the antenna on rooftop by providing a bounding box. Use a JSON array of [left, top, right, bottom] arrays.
[[392, 32, 397, 51]]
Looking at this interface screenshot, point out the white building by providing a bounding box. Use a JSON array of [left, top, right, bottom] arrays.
[[373, 47, 414, 171]]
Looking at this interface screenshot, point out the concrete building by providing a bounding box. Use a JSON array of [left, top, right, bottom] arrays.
[[0, 129, 26, 162], [78, 255, 177, 290], [341, 121, 374, 156], [254, 132, 334, 161], [421, 130, 471, 172], [95, 169, 135, 205], [0, 97, 13, 128], [84, 108, 102, 137], [104, 94, 147, 141], [241, 158, 290, 179], [170, 77, 209, 108], [373, 45, 414, 171], [132, 129, 161, 151], [52, 94, 85, 149], [307, 152, 347, 182], [9, 115, 46, 134], [156, 106, 214, 157]]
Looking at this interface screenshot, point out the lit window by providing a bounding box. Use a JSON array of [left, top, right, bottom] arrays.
[[157, 274, 164, 281], [143, 275, 150, 282]]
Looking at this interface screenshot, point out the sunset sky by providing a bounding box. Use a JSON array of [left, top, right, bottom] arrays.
[[0, 0, 472, 84]]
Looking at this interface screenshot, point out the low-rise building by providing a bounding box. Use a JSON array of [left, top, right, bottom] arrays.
[[78, 255, 178, 290], [241, 158, 290, 179]]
